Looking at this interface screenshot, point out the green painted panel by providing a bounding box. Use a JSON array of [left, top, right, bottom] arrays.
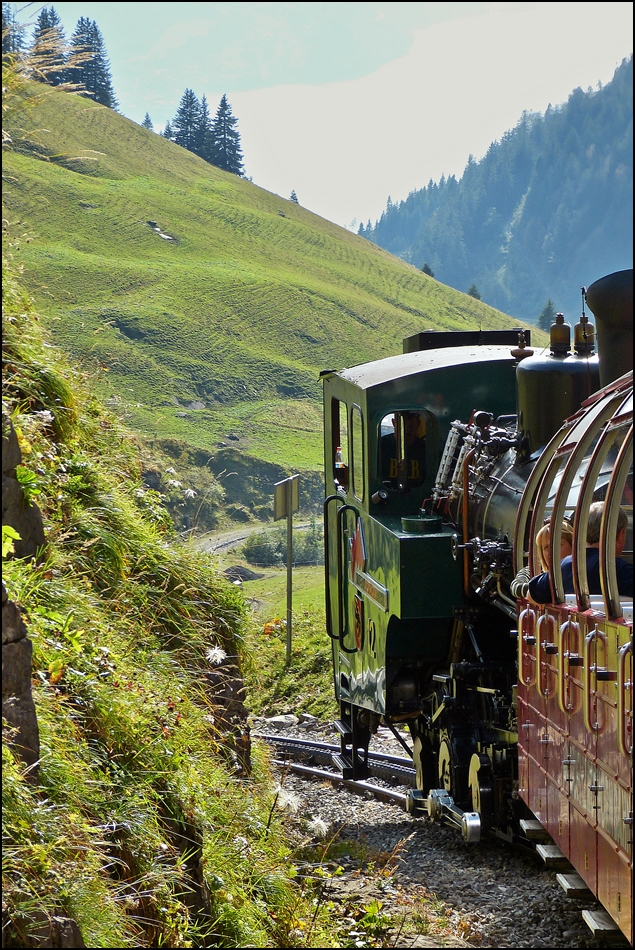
[[368, 516, 462, 619]]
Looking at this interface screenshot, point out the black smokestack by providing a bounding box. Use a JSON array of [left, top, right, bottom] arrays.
[[585, 269, 633, 388]]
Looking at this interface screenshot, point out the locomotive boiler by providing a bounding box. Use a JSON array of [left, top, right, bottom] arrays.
[[322, 269, 632, 941]]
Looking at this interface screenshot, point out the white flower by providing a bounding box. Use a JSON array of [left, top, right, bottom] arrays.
[[183, 488, 197, 498], [275, 786, 300, 814], [206, 645, 227, 666], [165, 467, 176, 475], [306, 816, 328, 838], [166, 478, 182, 489]]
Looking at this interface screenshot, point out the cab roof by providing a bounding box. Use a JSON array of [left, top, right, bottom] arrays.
[[333, 345, 518, 391]]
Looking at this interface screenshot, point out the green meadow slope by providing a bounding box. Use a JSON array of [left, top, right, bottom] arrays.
[[3, 83, 532, 522]]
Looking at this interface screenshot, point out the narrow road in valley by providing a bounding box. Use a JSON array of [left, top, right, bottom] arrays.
[[187, 522, 311, 555]]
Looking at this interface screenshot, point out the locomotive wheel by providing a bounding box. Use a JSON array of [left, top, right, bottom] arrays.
[[412, 734, 436, 795], [436, 729, 475, 807], [468, 752, 494, 830], [409, 718, 435, 795], [438, 737, 453, 793]]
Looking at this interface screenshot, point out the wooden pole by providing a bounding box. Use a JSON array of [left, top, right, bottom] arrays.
[[286, 479, 293, 665]]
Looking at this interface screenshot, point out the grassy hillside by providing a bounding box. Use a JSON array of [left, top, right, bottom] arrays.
[[3, 259, 342, 948], [3, 81, 534, 526]]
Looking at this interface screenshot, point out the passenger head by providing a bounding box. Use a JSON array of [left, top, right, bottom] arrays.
[[535, 520, 574, 571], [587, 501, 628, 553]]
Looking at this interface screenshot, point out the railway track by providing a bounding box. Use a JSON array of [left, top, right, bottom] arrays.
[[258, 733, 504, 844], [255, 732, 415, 809], [257, 732, 414, 791], [256, 731, 630, 947]]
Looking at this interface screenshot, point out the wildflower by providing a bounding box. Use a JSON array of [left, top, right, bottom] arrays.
[[165, 467, 176, 475], [307, 816, 328, 838], [275, 786, 301, 814], [183, 488, 197, 498], [165, 478, 183, 489], [206, 645, 227, 666]]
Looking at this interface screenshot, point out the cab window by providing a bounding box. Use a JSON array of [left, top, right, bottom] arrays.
[[351, 405, 364, 500], [379, 411, 428, 489], [331, 398, 349, 490]]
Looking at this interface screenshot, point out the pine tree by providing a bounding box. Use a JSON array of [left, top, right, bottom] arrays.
[[141, 112, 154, 131], [163, 119, 174, 140], [289, 190, 299, 203], [209, 95, 244, 176], [537, 298, 556, 330], [171, 88, 201, 152], [421, 262, 434, 277], [2, 3, 25, 58], [30, 5, 66, 84], [68, 18, 118, 109], [467, 284, 482, 299], [194, 94, 214, 161]]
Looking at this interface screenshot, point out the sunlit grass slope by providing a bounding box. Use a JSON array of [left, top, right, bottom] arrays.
[[3, 83, 528, 489], [2, 261, 339, 948]]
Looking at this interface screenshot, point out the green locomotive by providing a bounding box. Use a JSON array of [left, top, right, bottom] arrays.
[[322, 271, 632, 868]]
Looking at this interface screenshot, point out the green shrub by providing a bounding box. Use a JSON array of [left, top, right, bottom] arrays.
[[241, 519, 324, 567]]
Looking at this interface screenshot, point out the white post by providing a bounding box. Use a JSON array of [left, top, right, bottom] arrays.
[[286, 479, 293, 665]]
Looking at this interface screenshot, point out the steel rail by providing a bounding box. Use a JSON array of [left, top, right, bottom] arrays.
[[255, 732, 413, 767], [256, 733, 416, 786], [271, 759, 409, 809]]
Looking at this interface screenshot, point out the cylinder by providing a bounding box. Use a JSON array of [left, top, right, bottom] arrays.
[[585, 269, 633, 388]]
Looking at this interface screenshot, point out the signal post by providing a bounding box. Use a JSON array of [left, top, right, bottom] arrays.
[[273, 474, 300, 665]]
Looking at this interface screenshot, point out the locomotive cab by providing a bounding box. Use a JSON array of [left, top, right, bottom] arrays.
[[323, 340, 523, 776]]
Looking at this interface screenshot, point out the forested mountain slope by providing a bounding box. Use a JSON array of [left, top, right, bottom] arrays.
[[3, 80, 528, 526], [362, 57, 633, 323]]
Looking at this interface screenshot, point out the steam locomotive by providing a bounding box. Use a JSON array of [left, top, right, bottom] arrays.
[[322, 269, 632, 941]]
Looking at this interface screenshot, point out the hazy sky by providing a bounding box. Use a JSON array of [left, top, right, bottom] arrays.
[[38, 2, 634, 228]]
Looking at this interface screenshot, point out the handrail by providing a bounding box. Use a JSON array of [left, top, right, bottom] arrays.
[[557, 618, 581, 713], [336, 504, 359, 654], [324, 494, 344, 641], [462, 447, 477, 597], [617, 641, 633, 757], [583, 626, 607, 733], [513, 422, 572, 576], [536, 613, 556, 698], [598, 423, 633, 621], [518, 607, 536, 687]]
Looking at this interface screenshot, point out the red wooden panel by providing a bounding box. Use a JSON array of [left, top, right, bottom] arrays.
[[517, 695, 530, 802], [569, 800, 598, 896], [597, 828, 633, 945]]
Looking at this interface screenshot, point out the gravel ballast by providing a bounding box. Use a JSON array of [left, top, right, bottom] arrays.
[[254, 715, 629, 949]]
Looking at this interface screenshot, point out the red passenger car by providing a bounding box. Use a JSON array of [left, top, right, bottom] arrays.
[[515, 372, 632, 941]]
